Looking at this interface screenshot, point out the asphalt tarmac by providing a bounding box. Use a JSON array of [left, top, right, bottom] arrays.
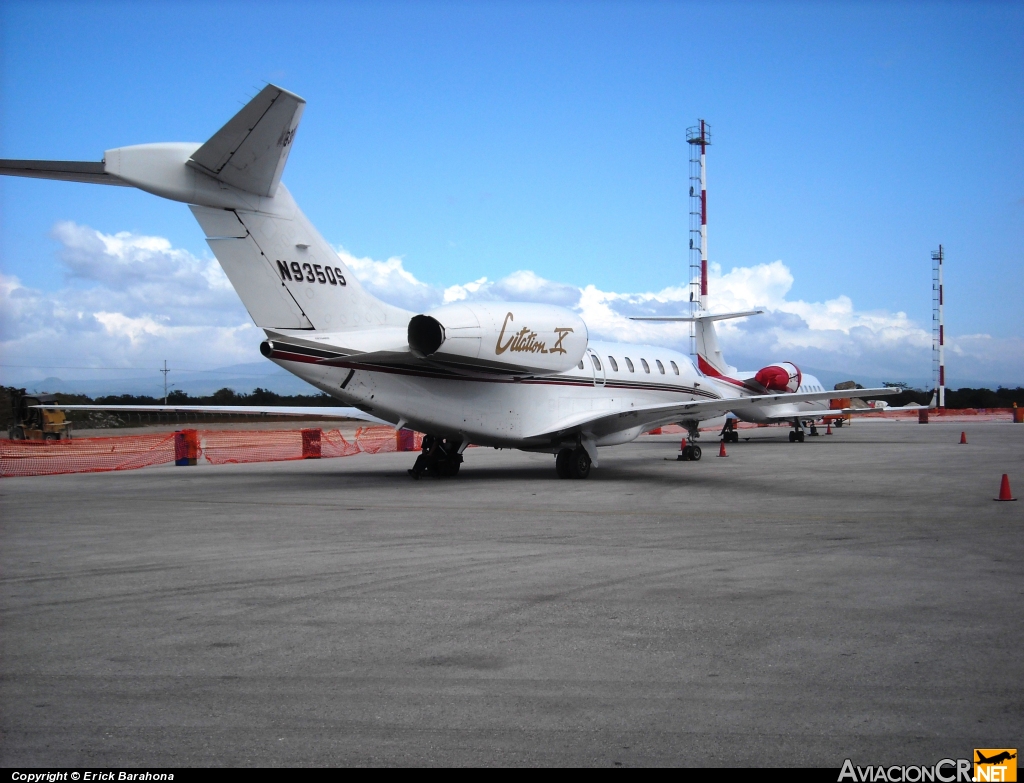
[[2, 421, 1022, 767]]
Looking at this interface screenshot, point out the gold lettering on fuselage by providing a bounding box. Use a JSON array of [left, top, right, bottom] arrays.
[[550, 327, 573, 354], [495, 311, 570, 355]]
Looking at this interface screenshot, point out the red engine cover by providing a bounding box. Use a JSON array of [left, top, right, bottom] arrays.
[[753, 362, 801, 393]]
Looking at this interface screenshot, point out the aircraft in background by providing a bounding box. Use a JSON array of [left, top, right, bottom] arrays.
[[633, 310, 932, 443], [1, 84, 897, 477]]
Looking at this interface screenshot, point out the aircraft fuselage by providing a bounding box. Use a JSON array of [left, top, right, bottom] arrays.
[[274, 339, 714, 450]]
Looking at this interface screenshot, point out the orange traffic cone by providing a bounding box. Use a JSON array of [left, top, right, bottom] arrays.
[[959, 431, 967, 444], [826, 422, 832, 435], [718, 440, 728, 457], [995, 474, 1017, 501]]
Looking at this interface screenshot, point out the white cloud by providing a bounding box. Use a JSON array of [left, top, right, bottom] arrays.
[[336, 247, 442, 312], [2, 224, 1019, 390], [0, 223, 260, 384], [443, 276, 489, 304], [345, 253, 1020, 387]]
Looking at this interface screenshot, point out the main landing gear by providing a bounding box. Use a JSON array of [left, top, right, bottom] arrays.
[[720, 418, 740, 444], [408, 435, 464, 479], [788, 419, 806, 443], [555, 447, 591, 479]]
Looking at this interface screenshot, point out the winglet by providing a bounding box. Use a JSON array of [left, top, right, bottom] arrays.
[[187, 84, 305, 197]]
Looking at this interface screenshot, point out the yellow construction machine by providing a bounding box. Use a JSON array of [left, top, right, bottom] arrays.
[[8, 391, 73, 440]]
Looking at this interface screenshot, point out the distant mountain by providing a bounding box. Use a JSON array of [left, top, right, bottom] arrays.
[[2, 362, 321, 397]]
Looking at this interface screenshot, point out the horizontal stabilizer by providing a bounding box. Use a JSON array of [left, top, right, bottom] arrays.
[[188, 84, 305, 197], [630, 309, 764, 323], [0, 159, 129, 186]]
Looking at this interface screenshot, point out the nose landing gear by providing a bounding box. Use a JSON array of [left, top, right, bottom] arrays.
[[409, 435, 464, 479], [678, 442, 703, 461], [677, 420, 703, 460]]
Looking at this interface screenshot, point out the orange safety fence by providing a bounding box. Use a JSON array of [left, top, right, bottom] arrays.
[[1, 426, 424, 478], [0, 432, 177, 477]]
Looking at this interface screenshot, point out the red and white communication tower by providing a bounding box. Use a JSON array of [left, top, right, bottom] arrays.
[[931, 245, 946, 408], [686, 120, 711, 353]]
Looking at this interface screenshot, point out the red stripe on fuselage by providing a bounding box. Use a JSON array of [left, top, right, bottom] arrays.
[[696, 355, 762, 394]]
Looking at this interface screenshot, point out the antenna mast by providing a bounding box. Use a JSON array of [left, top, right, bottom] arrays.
[[686, 120, 711, 354], [931, 246, 945, 408], [161, 360, 170, 404]]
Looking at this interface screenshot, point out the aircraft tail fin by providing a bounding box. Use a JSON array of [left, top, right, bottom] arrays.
[[187, 84, 305, 197], [190, 191, 411, 333], [692, 316, 732, 376], [629, 310, 761, 376], [184, 85, 416, 334], [2, 84, 412, 335]]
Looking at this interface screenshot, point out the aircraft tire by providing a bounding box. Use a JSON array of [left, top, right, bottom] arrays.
[[797, 431, 805, 443], [788, 431, 797, 443], [569, 447, 591, 479], [690, 445, 702, 461], [555, 448, 573, 479]]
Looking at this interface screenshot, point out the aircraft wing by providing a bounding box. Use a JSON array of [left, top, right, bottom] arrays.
[[752, 400, 936, 422], [32, 404, 390, 425], [525, 387, 901, 440]]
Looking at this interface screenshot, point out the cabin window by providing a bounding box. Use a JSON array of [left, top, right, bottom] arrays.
[[591, 354, 602, 371], [670, 361, 680, 375], [608, 356, 619, 372], [641, 358, 650, 373], [656, 359, 665, 374], [625, 357, 634, 372], [578, 360, 585, 370]]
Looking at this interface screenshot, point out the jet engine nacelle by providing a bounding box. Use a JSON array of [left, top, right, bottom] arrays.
[[753, 362, 802, 393], [407, 302, 588, 376]]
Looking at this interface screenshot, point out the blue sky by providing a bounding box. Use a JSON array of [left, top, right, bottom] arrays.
[[2, 0, 1022, 390]]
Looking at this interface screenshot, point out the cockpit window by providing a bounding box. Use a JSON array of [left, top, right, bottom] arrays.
[[578, 360, 584, 370], [625, 357, 634, 372], [656, 359, 665, 374], [670, 361, 679, 375], [591, 354, 602, 371], [608, 356, 619, 372], [641, 358, 650, 373]]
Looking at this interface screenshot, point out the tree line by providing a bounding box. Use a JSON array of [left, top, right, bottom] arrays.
[[879, 387, 1022, 409], [1, 387, 337, 430]]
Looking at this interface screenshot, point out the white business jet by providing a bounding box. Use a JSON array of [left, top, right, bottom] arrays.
[[633, 311, 930, 443], [0, 85, 897, 478]]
